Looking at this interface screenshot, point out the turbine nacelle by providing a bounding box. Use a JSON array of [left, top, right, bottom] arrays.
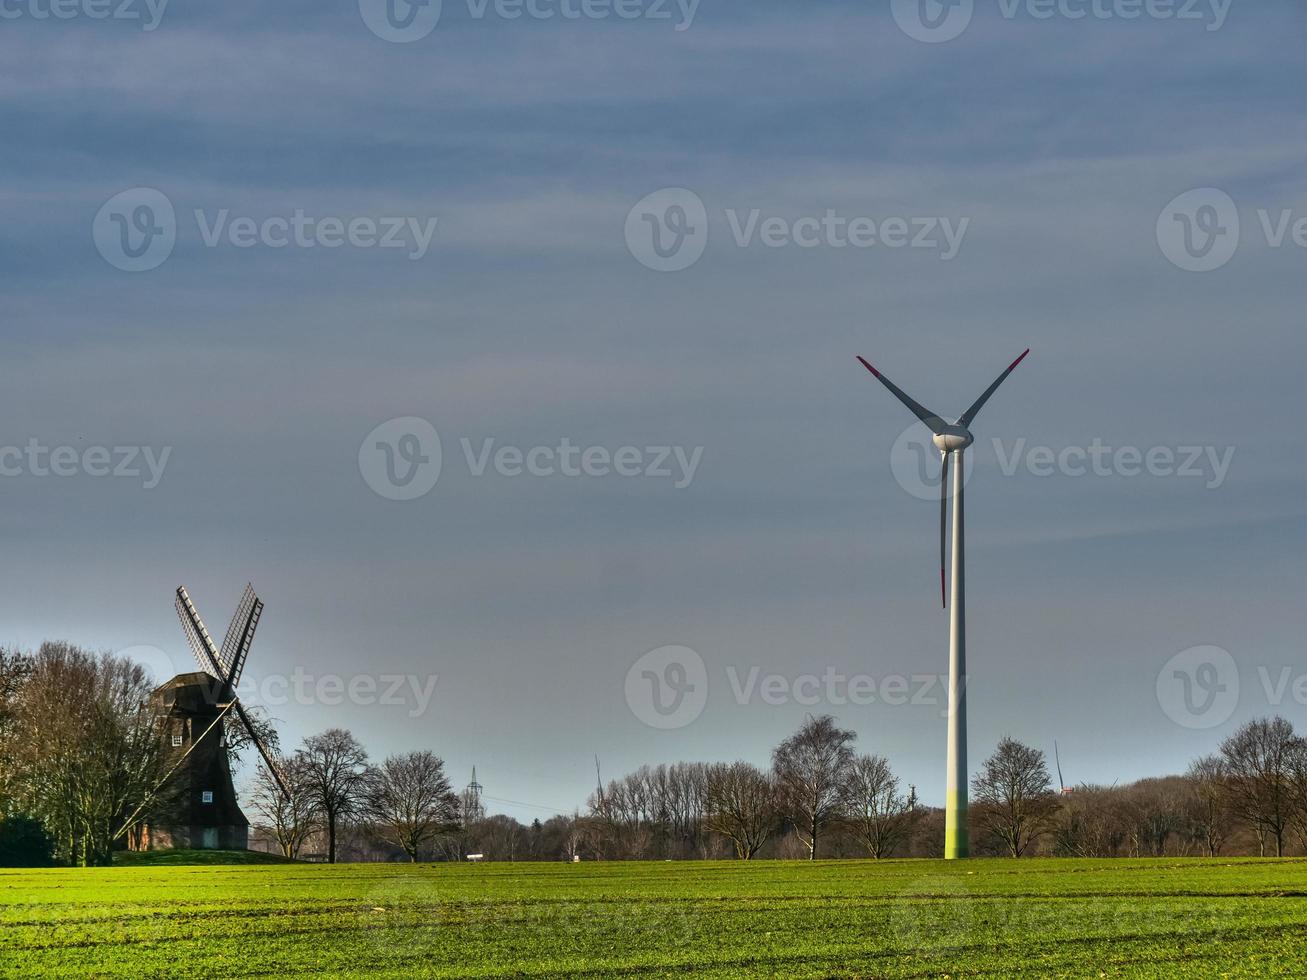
[[856, 348, 1030, 612], [932, 427, 973, 453]]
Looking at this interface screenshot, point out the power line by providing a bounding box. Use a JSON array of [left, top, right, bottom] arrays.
[[480, 793, 573, 814]]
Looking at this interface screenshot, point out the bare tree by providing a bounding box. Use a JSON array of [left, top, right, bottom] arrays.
[[249, 755, 319, 859], [704, 762, 776, 860], [1285, 739, 1307, 854], [297, 729, 370, 864], [470, 814, 525, 861], [1053, 786, 1126, 858], [971, 737, 1060, 857], [7, 644, 170, 865], [772, 715, 856, 860], [1220, 717, 1298, 857], [366, 751, 461, 861], [1185, 756, 1231, 857], [1118, 778, 1185, 857], [0, 648, 34, 809], [6, 643, 294, 865], [841, 754, 919, 859]]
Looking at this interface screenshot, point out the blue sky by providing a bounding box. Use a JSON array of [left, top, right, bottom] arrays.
[[2, 1, 1306, 817]]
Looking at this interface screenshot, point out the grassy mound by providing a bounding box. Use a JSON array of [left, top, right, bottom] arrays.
[[113, 848, 298, 866]]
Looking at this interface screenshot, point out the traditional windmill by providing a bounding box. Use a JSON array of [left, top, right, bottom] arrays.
[[133, 585, 288, 851]]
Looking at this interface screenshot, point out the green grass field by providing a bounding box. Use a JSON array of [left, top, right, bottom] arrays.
[[4, 857, 1307, 978]]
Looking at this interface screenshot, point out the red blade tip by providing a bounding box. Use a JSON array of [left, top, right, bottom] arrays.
[[1009, 349, 1031, 371], [856, 356, 880, 378]]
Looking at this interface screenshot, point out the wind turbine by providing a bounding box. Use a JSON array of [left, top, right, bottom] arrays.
[[856, 348, 1030, 859], [1054, 740, 1074, 795]]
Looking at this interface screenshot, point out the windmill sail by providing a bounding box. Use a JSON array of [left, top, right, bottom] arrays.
[[218, 584, 262, 689], [176, 587, 223, 680], [232, 699, 290, 798]]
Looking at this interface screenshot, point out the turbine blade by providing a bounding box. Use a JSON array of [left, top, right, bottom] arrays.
[[856, 356, 949, 434], [939, 451, 949, 609], [958, 349, 1030, 428], [233, 700, 290, 799]]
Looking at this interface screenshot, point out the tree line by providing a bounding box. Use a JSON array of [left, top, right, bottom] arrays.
[[5, 642, 1307, 864], [257, 714, 1307, 864], [251, 729, 460, 863]]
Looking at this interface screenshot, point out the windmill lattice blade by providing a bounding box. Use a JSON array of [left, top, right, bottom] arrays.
[[218, 584, 262, 690], [939, 451, 949, 609], [175, 587, 224, 680], [958, 349, 1030, 428], [233, 700, 291, 799], [856, 357, 949, 435]]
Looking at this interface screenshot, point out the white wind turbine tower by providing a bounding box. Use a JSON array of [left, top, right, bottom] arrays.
[[856, 349, 1030, 859]]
